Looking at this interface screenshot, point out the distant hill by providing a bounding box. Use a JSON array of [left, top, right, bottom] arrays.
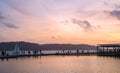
[[0, 41, 96, 51]]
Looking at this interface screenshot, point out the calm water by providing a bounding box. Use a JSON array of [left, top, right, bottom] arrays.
[[0, 56, 120, 73]]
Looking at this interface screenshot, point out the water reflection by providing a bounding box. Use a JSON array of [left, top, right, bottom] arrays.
[[0, 56, 120, 73]]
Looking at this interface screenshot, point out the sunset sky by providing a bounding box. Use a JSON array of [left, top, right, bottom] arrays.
[[0, 0, 120, 45]]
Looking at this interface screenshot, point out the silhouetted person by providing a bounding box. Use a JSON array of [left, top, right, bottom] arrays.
[[6, 53, 9, 56], [1, 51, 5, 56], [77, 49, 79, 54], [28, 51, 31, 55]]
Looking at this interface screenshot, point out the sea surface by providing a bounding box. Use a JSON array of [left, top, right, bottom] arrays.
[[0, 56, 120, 73]]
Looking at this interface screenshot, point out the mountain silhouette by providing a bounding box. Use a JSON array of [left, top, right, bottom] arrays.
[[0, 41, 96, 51]]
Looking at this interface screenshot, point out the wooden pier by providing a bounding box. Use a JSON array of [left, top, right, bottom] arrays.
[[0, 50, 96, 58], [97, 44, 120, 56]]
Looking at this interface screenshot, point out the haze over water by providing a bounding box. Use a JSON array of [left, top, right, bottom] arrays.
[[0, 56, 120, 73]]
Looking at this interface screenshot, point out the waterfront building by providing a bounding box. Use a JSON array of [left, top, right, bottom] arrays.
[[0, 43, 20, 56]]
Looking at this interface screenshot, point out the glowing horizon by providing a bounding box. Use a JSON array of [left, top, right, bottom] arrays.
[[0, 0, 120, 45]]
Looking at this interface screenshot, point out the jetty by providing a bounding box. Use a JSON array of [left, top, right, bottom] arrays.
[[97, 44, 120, 56]]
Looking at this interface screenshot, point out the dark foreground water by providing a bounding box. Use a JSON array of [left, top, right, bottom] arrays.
[[0, 56, 120, 73]]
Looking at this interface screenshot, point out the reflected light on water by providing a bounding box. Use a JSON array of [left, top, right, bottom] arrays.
[[0, 56, 120, 73]]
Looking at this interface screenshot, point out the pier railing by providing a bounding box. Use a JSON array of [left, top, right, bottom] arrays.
[[97, 44, 120, 56], [0, 49, 97, 58]]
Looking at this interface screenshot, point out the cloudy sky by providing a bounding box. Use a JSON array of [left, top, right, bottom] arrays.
[[0, 0, 120, 45]]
